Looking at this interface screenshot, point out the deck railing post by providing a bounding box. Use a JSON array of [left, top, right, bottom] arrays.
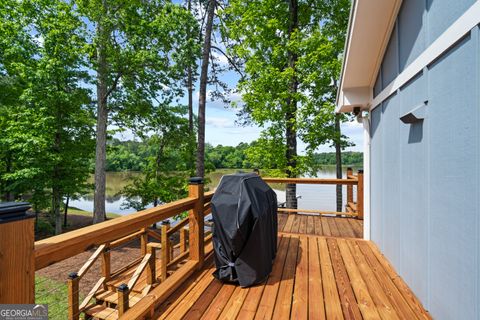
[[67, 272, 80, 320], [160, 220, 170, 282], [180, 227, 188, 253], [357, 170, 364, 219], [140, 227, 148, 256], [188, 177, 205, 268], [102, 244, 111, 285], [0, 202, 34, 304], [346, 167, 353, 206], [117, 283, 130, 316]]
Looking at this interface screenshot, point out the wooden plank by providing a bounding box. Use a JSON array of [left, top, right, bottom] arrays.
[[365, 242, 430, 320], [183, 280, 223, 320], [347, 219, 363, 239], [262, 177, 358, 185], [308, 236, 325, 319], [327, 238, 363, 320], [321, 217, 332, 236], [346, 240, 400, 320], [164, 267, 217, 319], [298, 215, 307, 234], [272, 236, 300, 319], [314, 215, 323, 236], [78, 244, 106, 279], [167, 217, 189, 236], [337, 239, 381, 320], [35, 197, 196, 270], [80, 277, 106, 311], [318, 237, 344, 320], [360, 241, 430, 320], [348, 202, 357, 212], [127, 253, 152, 290], [306, 215, 315, 235], [278, 208, 357, 217], [156, 262, 215, 319], [84, 305, 118, 320], [357, 171, 364, 219], [282, 214, 295, 233], [120, 260, 198, 320], [188, 182, 204, 266], [235, 283, 266, 320], [0, 218, 35, 304], [218, 286, 250, 320], [277, 213, 288, 232], [335, 218, 357, 239], [254, 236, 290, 320], [290, 214, 301, 233], [327, 217, 341, 237], [291, 236, 308, 320], [110, 230, 144, 248], [200, 284, 236, 319]]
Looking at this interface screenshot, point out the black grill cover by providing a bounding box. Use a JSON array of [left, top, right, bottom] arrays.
[[211, 173, 278, 287]]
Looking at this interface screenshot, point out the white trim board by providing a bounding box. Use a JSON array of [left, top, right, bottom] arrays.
[[371, 0, 480, 109]]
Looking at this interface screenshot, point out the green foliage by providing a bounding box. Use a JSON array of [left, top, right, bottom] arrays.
[[35, 276, 74, 320], [0, 0, 95, 233], [222, 0, 352, 176]]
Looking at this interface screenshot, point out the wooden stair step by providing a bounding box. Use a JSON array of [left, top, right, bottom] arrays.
[[84, 305, 118, 320], [95, 290, 141, 306]]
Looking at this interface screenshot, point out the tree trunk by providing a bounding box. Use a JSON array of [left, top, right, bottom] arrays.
[[285, 0, 298, 209], [196, 0, 215, 178], [52, 184, 62, 235], [63, 195, 69, 228], [187, 0, 194, 134], [335, 114, 343, 212], [93, 8, 108, 224]]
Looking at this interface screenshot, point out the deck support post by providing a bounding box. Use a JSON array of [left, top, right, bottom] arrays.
[[0, 202, 34, 304], [117, 283, 130, 316], [188, 177, 204, 269], [160, 220, 170, 281], [357, 170, 364, 219], [346, 167, 353, 206], [67, 272, 80, 320]]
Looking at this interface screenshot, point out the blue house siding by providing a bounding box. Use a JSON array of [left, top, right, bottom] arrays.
[[369, 0, 479, 318]]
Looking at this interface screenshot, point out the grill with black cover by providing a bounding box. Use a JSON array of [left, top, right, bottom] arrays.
[[211, 173, 278, 287]]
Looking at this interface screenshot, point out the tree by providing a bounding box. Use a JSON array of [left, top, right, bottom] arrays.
[[76, 0, 198, 223], [223, 0, 351, 208], [0, 0, 94, 234], [196, 0, 216, 178]]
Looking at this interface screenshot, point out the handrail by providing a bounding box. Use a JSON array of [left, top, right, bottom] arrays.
[[110, 229, 145, 248], [262, 177, 358, 185], [34, 197, 196, 270], [79, 277, 105, 311], [127, 253, 152, 290], [167, 217, 189, 236]]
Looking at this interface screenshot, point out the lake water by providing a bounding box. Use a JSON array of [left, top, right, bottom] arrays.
[[70, 166, 361, 215]]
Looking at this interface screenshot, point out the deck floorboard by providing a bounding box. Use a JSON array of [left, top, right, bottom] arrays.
[[151, 233, 430, 320]]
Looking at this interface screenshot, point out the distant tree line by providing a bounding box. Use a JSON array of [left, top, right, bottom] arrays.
[[106, 139, 363, 171], [313, 152, 363, 166]]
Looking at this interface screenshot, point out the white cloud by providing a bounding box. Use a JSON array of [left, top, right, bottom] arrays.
[[206, 117, 235, 128]]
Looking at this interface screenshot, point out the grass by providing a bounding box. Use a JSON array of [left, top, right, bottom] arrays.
[[67, 207, 121, 219], [35, 276, 81, 320]]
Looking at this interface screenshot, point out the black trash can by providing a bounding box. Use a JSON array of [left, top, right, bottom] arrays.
[[211, 173, 278, 287]]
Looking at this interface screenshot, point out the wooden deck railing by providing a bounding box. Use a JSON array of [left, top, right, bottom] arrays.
[[263, 168, 364, 219], [28, 178, 214, 319]]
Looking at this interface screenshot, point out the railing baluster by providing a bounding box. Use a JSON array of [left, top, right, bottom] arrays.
[[161, 220, 170, 282], [102, 244, 111, 285], [357, 170, 364, 219], [180, 227, 188, 253], [67, 272, 79, 320], [140, 227, 148, 256], [146, 244, 156, 286], [346, 167, 353, 206]]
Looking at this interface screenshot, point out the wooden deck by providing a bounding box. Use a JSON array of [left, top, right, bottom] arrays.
[[278, 213, 363, 239], [152, 233, 430, 320]]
